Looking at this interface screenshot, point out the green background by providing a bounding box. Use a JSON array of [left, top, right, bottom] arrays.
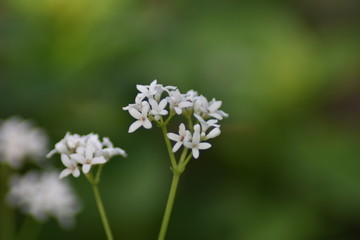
[[1, 0, 360, 239]]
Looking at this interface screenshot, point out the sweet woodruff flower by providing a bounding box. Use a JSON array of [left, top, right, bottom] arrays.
[[0, 117, 48, 169], [7, 170, 81, 228], [124, 80, 228, 159], [47, 133, 127, 178]]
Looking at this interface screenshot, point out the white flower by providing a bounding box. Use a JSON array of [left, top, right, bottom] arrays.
[[0, 117, 48, 168], [136, 79, 158, 100], [48, 133, 127, 178], [149, 98, 168, 120], [59, 154, 80, 179], [167, 89, 193, 115], [194, 114, 221, 140], [167, 123, 191, 152], [47, 132, 85, 158], [99, 137, 127, 159], [128, 102, 152, 133], [207, 99, 229, 120], [7, 170, 81, 228], [71, 145, 106, 174], [184, 124, 211, 159]]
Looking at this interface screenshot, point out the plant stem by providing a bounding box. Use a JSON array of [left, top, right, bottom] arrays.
[[158, 173, 180, 240], [86, 172, 114, 240], [161, 125, 177, 169], [91, 183, 114, 240]]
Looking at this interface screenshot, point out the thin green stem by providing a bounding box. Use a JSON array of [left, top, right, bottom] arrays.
[[158, 173, 180, 240], [95, 165, 104, 184], [86, 173, 114, 240], [161, 125, 177, 169], [15, 216, 42, 240], [179, 153, 193, 172]]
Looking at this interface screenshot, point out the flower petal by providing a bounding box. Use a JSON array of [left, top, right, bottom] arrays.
[[136, 84, 148, 94], [59, 169, 72, 179], [192, 148, 199, 159], [205, 128, 221, 139], [61, 154, 72, 167], [192, 131, 201, 144], [71, 154, 85, 164], [167, 133, 180, 141], [46, 149, 57, 158], [178, 101, 193, 108], [208, 100, 222, 112], [159, 98, 168, 109], [82, 164, 91, 174], [92, 157, 106, 165], [128, 120, 142, 133], [129, 108, 142, 119], [73, 168, 80, 177], [198, 142, 211, 150], [143, 119, 152, 129], [172, 142, 182, 153]]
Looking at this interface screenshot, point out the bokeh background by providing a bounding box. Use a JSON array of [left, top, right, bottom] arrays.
[[1, 0, 360, 239]]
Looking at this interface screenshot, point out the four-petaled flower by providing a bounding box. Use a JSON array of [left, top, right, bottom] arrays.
[[128, 102, 152, 133], [167, 123, 191, 152], [149, 98, 168, 121], [71, 146, 106, 174], [59, 154, 80, 179], [184, 124, 211, 159]]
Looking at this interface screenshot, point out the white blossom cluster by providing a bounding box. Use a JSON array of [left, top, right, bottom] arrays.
[[47, 133, 127, 178], [7, 170, 81, 228], [123, 80, 228, 159], [0, 117, 48, 168]]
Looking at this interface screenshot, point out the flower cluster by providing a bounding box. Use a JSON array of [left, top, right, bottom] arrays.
[[7, 170, 80, 228], [0, 117, 48, 168], [123, 80, 228, 159], [47, 133, 127, 178]]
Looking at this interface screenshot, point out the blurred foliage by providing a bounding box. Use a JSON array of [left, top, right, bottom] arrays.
[[1, 0, 360, 239]]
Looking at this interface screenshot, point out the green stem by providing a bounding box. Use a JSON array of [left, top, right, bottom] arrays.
[[161, 125, 177, 169], [158, 173, 180, 240], [15, 216, 42, 240], [86, 173, 114, 240], [92, 184, 114, 240]]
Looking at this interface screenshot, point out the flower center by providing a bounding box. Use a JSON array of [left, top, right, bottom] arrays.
[[85, 159, 92, 164]]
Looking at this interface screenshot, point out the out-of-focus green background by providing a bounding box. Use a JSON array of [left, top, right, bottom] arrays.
[[1, 0, 360, 239]]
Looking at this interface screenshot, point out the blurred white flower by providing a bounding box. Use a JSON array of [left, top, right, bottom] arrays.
[[71, 145, 106, 174], [59, 154, 80, 179], [48, 133, 127, 178], [167, 123, 191, 153], [0, 117, 48, 168], [7, 170, 81, 228], [183, 124, 211, 159]]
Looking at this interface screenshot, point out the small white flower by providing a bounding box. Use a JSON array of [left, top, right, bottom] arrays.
[[149, 98, 168, 120], [128, 102, 152, 133], [194, 114, 221, 140], [167, 123, 191, 152], [207, 99, 229, 120], [7, 171, 80, 228], [0, 117, 48, 168], [99, 137, 127, 159], [71, 146, 106, 174], [167, 90, 193, 115], [184, 124, 211, 159], [47, 132, 85, 158], [136, 79, 158, 100], [59, 154, 80, 179]]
